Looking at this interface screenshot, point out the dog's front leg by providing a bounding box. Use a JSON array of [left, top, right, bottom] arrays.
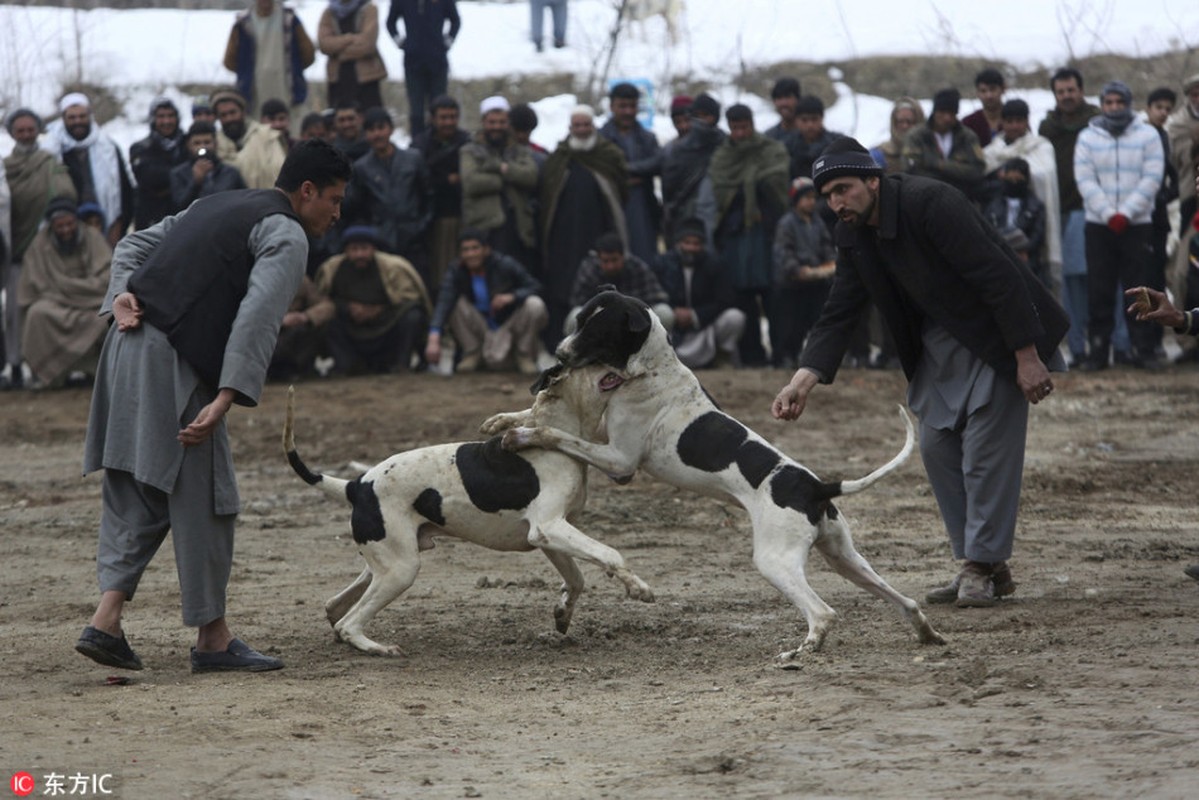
[[479, 408, 535, 436], [502, 426, 641, 482]]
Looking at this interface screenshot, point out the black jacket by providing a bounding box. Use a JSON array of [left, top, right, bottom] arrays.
[[430, 251, 542, 331], [652, 248, 738, 331], [799, 174, 1069, 382], [130, 130, 188, 229]]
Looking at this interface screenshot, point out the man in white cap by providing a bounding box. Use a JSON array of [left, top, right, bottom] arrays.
[[459, 96, 539, 270], [43, 92, 134, 249]]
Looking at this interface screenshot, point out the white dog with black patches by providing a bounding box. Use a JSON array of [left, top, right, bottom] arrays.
[[283, 365, 653, 656], [499, 290, 946, 661]]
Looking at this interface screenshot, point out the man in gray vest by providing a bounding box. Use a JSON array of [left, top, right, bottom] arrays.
[[75, 139, 351, 674]]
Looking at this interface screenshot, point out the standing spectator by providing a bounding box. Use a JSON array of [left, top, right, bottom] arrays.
[[459, 97, 539, 268], [1165, 76, 1199, 336], [661, 93, 724, 245], [771, 177, 836, 370], [651, 217, 745, 369], [509, 103, 549, 164], [1074, 81, 1165, 371], [1039, 67, 1101, 364], [318, 0, 387, 111], [0, 155, 11, 387], [299, 111, 331, 143], [316, 225, 430, 374], [1144, 87, 1178, 362], [223, 0, 315, 114], [4, 109, 77, 390], [18, 198, 111, 389], [75, 140, 351, 674], [565, 231, 672, 333], [665, 95, 692, 144], [983, 99, 1062, 298], [268, 274, 334, 381], [425, 229, 547, 374], [44, 93, 134, 249], [961, 68, 1006, 147], [764, 77, 802, 177], [387, 0, 461, 136], [708, 104, 789, 367], [330, 101, 370, 162], [902, 88, 987, 202], [211, 89, 289, 190], [343, 107, 433, 281], [789, 96, 844, 183], [529, 0, 567, 52], [191, 98, 216, 127], [411, 95, 471, 291], [982, 158, 1047, 287], [170, 122, 248, 212], [540, 105, 628, 345], [869, 97, 924, 174], [600, 82, 661, 264], [772, 138, 1069, 608], [129, 97, 188, 230]]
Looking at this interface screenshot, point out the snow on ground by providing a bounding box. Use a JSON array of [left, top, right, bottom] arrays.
[[1, 0, 1196, 154]]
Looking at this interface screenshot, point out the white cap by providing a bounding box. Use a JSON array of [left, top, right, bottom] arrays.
[[479, 95, 510, 116], [570, 104, 596, 120], [59, 92, 90, 113]]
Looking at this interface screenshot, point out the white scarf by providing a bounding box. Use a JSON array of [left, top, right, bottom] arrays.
[[43, 119, 126, 231]]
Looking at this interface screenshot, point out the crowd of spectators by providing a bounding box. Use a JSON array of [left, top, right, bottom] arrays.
[[2, 0, 1197, 390]]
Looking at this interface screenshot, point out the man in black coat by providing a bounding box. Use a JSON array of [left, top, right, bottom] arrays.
[[130, 97, 188, 229], [772, 138, 1069, 608]]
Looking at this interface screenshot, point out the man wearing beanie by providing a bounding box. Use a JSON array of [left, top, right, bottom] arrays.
[[773, 136, 1069, 609], [129, 97, 188, 230], [661, 92, 725, 245], [1074, 80, 1166, 370], [901, 87, 987, 202]]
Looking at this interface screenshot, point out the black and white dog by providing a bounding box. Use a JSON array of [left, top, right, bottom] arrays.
[[283, 366, 653, 656], [500, 291, 946, 660]]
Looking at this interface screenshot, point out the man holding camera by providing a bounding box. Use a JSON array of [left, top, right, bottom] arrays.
[[170, 122, 247, 213]]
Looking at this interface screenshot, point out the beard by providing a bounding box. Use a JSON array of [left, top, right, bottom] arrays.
[[53, 229, 82, 254], [222, 119, 247, 142], [67, 123, 91, 141], [840, 190, 877, 228], [568, 133, 598, 151]]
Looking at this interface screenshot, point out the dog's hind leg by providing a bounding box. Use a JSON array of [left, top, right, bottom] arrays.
[[541, 549, 585, 633], [326, 567, 372, 632], [531, 518, 654, 603], [814, 515, 946, 646], [334, 544, 422, 656], [750, 512, 838, 661]]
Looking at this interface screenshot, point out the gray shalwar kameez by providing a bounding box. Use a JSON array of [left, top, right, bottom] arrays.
[[83, 208, 307, 627]]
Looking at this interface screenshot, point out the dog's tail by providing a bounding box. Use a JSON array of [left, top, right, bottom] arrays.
[[284, 386, 352, 498], [838, 405, 915, 496]]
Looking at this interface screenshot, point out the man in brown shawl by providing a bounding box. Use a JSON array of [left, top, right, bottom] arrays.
[[539, 105, 627, 347], [708, 103, 789, 366], [4, 109, 78, 389], [19, 198, 111, 388]]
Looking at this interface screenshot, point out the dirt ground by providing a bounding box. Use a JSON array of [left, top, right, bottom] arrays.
[[2, 365, 1198, 799]]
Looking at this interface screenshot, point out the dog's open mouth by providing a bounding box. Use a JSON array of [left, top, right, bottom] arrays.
[[599, 372, 625, 392]]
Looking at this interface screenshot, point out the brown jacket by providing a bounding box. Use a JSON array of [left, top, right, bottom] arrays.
[[318, 3, 388, 85]]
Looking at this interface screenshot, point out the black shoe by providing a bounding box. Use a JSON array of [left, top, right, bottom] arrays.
[[1079, 355, 1109, 372], [1185, 564, 1199, 582], [190, 638, 283, 674], [75, 625, 144, 671]]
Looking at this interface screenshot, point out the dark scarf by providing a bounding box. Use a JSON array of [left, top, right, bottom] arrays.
[[329, 0, 368, 20], [541, 135, 628, 208]]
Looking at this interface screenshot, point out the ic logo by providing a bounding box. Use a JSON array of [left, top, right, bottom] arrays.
[[10, 772, 35, 797]]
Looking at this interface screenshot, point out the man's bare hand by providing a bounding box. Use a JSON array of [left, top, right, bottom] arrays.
[[112, 292, 143, 331], [1015, 345, 1053, 405], [178, 389, 235, 446], [772, 368, 820, 420]]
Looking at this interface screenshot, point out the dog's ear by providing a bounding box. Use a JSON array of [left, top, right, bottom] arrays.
[[529, 363, 564, 395], [626, 306, 651, 333], [622, 309, 661, 378]]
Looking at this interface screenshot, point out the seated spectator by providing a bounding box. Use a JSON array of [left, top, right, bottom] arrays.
[[170, 122, 248, 212], [425, 228, 547, 374], [17, 198, 111, 389], [77, 202, 106, 232], [129, 97, 187, 230], [343, 106, 432, 281], [316, 225, 431, 375], [651, 217, 745, 369], [211, 88, 288, 189], [771, 177, 836, 370], [902, 88, 987, 202], [983, 158, 1048, 287], [331, 100, 370, 162], [260, 98, 294, 148], [268, 275, 335, 382], [565, 231, 673, 333]]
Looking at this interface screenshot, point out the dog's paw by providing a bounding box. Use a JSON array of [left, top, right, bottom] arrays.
[[480, 412, 518, 435], [501, 426, 536, 451]]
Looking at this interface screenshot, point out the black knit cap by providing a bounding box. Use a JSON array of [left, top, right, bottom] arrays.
[[811, 137, 883, 192]]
